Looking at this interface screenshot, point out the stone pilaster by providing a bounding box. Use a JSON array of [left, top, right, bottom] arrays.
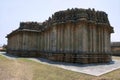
[[93, 24, 96, 52], [67, 22, 70, 51], [82, 22, 88, 52], [52, 25, 57, 51], [71, 22, 74, 52], [89, 25, 93, 52], [98, 26, 101, 52], [64, 24, 67, 51], [59, 24, 62, 52], [61, 24, 64, 52], [101, 26, 104, 52], [104, 28, 107, 52]]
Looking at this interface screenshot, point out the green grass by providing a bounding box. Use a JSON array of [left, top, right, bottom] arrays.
[[0, 55, 120, 80]]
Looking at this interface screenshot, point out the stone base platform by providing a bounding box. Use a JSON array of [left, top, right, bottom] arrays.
[[46, 53, 111, 64], [7, 50, 111, 64]]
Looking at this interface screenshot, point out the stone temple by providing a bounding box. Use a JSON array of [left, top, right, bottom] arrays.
[[6, 8, 114, 63]]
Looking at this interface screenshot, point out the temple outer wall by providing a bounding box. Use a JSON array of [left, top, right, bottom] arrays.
[[6, 8, 114, 63], [7, 20, 112, 63], [7, 30, 40, 57]]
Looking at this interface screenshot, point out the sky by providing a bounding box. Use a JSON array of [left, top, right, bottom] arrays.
[[0, 0, 120, 46]]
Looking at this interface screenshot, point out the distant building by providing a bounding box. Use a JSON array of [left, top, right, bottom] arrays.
[[111, 42, 120, 56], [0, 47, 3, 51], [0, 45, 6, 51], [6, 8, 114, 63]]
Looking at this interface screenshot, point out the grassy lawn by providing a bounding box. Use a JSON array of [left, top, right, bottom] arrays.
[[0, 55, 120, 80]]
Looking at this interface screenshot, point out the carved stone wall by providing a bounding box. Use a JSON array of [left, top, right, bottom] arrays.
[[111, 42, 120, 56], [7, 8, 114, 63]]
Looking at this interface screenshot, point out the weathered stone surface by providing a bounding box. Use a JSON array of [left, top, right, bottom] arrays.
[[111, 42, 120, 56], [6, 8, 114, 63]]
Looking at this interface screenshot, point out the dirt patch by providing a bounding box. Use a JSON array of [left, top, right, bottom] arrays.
[[1, 54, 120, 80], [0, 59, 33, 80]]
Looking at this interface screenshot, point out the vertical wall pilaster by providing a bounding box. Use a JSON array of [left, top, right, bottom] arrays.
[[101, 26, 104, 52], [67, 22, 70, 51], [82, 22, 88, 52], [59, 24, 62, 52], [59, 24, 63, 52], [52, 25, 57, 51], [93, 25, 96, 52], [99, 26, 101, 52], [71, 22, 74, 52], [74, 23, 77, 52], [104, 28, 107, 52], [64, 24, 67, 51]]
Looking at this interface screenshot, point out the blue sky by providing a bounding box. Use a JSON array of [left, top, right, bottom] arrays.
[[0, 0, 120, 46]]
